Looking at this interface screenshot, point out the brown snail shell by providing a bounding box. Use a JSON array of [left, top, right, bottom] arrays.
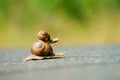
[[31, 40, 54, 56], [37, 30, 51, 42]]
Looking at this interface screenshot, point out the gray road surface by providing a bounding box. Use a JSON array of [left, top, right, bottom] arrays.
[[0, 45, 120, 80]]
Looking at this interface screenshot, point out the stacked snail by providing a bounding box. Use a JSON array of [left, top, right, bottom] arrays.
[[24, 30, 64, 61]]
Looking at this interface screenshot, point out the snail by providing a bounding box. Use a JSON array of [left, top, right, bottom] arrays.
[[24, 30, 64, 61], [31, 30, 59, 56]]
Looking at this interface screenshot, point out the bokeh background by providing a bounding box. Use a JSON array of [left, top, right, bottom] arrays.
[[0, 0, 120, 48]]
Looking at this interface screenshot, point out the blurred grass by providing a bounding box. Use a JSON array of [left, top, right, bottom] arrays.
[[0, 0, 120, 48]]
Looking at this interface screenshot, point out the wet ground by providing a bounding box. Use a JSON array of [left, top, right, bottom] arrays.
[[0, 45, 120, 80]]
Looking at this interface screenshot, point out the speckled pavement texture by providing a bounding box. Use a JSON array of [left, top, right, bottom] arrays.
[[0, 45, 120, 80]]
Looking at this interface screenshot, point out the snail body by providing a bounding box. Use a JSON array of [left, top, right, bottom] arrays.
[[31, 30, 58, 56], [23, 30, 65, 61]]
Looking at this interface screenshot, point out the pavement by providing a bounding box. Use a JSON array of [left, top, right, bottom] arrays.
[[0, 45, 120, 80]]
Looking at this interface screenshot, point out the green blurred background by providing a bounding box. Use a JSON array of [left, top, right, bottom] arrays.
[[0, 0, 120, 48]]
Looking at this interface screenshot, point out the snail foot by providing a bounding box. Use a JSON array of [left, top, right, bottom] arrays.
[[23, 52, 65, 61]]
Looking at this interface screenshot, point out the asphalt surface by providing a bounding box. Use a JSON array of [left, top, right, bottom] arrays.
[[0, 45, 120, 80]]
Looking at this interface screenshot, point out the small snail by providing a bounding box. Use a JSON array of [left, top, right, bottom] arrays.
[[31, 30, 59, 56], [23, 30, 64, 61]]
